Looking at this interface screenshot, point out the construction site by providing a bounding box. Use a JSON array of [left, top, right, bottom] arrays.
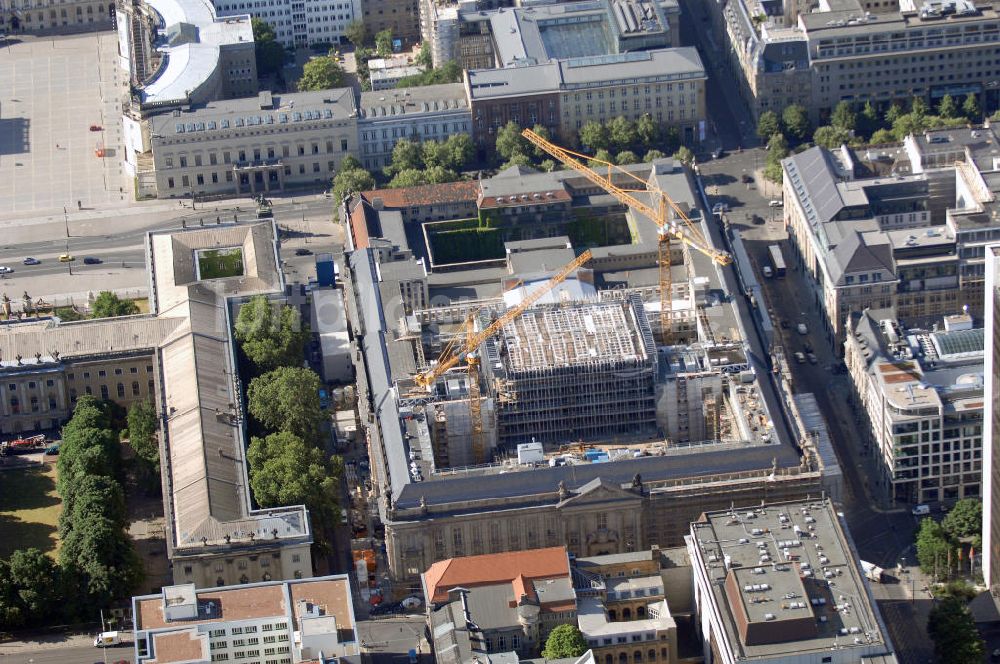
[[342, 133, 828, 586]]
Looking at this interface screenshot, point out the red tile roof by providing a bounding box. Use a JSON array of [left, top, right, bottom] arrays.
[[360, 180, 480, 209], [423, 546, 570, 604]]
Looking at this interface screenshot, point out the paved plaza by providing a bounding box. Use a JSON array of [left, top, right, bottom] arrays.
[[0, 32, 131, 217]]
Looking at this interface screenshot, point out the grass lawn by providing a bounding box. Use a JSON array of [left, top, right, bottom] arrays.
[[0, 464, 61, 559], [197, 247, 245, 280]]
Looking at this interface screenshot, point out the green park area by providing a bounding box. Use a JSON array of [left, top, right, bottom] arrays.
[[0, 464, 61, 559], [428, 218, 505, 265], [197, 247, 245, 280]]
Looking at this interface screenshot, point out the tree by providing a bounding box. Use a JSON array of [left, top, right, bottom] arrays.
[[500, 154, 534, 170], [579, 121, 611, 151], [615, 150, 639, 165], [355, 46, 373, 91], [539, 159, 557, 172], [387, 138, 424, 175], [588, 148, 614, 167], [911, 96, 928, 118], [234, 295, 309, 372], [0, 549, 66, 629], [529, 124, 551, 160], [424, 165, 460, 184], [331, 166, 376, 208], [644, 149, 666, 161], [812, 125, 851, 149], [636, 114, 661, 149], [763, 133, 789, 182], [495, 121, 531, 162], [90, 291, 139, 319], [963, 92, 981, 121], [781, 105, 810, 142], [830, 101, 856, 132], [756, 111, 782, 141], [673, 146, 695, 166], [297, 56, 344, 91], [859, 100, 880, 137], [247, 366, 325, 443], [885, 103, 904, 125], [247, 431, 342, 532], [938, 94, 958, 119], [869, 128, 897, 145], [375, 29, 393, 57], [127, 400, 159, 473], [344, 20, 368, 47], [61, 474, 126, 538], [607, 116, 637, 153], [388, 168, 428, 188], [942, 499, 982, 540], [252, 18, 285, 77], [59, 512, 142, 607], [415, 41, 432, 68], [927, 596, 985, 664], [394, 60, 461, 87], [916, 517, 953, 577], [421, 136, 472, 173], [542, 624, 588, 659]]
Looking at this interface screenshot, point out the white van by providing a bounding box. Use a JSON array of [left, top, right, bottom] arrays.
[[94, 631, 121, 647], [911, 504, 930, 516]]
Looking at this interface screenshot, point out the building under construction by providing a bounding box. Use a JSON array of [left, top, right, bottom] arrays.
[[483, 295, 658, 446]]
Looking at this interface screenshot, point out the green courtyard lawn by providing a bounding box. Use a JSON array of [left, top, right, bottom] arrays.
[[0, 464, 62, 559]]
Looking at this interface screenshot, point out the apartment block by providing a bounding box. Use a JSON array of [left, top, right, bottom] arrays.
[[845, 311, 984, 504], [212, 0, 362, 46], [133, 576, 359, 664], [686, 499, 897, 664], [711, 0, 1000, 120], [357, 83, 472, 171], [781, 134, 1000, 347], [361, 0, 421, 47], [137, 90, 357, 199]]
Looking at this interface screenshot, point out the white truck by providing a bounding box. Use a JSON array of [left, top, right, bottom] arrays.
[[94, 631, 121, 647], [860, 560, 884, 583]]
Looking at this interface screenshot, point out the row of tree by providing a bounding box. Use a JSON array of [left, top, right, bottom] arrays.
[[384, 134, 474, 187], [915, 498, 982, 579], [0, 397, 145, 631], [233, 296, 343, 554]]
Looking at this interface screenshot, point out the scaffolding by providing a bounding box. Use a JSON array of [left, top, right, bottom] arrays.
[[485, 297, 658, 446]]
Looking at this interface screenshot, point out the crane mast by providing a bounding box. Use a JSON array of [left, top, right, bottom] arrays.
[[521, 129, 731, 343]]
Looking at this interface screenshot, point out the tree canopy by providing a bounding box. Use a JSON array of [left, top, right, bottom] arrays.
[[234, 295, 309, 372], [395, 60, 461, 88], [251, 18, 285, 77], [928, 596, 984, 664], [91, 291, 139, 319], [542, 624, 588, 659], [0, 549, 69, 630], [830, 101, 856, 131], [781, 105, 811, 141], [297, 56, 344, 91], [332, 165, 376, 209], [756, 111, 782, 141], [344, 20, 367, 46], [915, 517, 952, 577], [247, 366, 325, 444], [942, 499, 982, 541], [375, 29, 393, 57]]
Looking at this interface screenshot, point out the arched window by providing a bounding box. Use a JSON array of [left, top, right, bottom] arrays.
[[605, 655, 613, 664], [637, 606, 646, 617], [623, 608, 632, 620], [618, 654, 628, 664], [608, 609, 617, 621], [633, 651, 642, 663], [647, 650, 656, 662]]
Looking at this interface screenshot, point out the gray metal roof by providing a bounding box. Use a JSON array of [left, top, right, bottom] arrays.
[[466, 62, 563, 99], [558, 47, 704, 87], [358, 83, 469, 120]]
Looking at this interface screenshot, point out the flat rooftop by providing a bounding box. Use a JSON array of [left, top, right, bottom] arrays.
[[689, 499, 890, 659], [498, 301, 648, 372]]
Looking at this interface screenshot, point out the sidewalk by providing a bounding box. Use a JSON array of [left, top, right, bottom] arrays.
[[0, 630, 100, 654]]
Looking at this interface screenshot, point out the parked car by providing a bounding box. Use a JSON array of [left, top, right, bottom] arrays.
[[762, 265, 773, 278], [89, 124, 103, 132], [401, 596, 423, 610], [83, 256, 102, 265], [295, 248, 312, 256], [741, 174, 754, 184], [22, 257, 40, 265], [94, 631, 121, 648], [751, 214, 765, 225], [794, 352, 806, 364], [59, 254, 75, 262], [712, 202, 729, 214], [803, 341, 813, 353], [797, 323, 808, 335], [44, 443, 60, 455], [768, 199, 784, 208], [780, 319, 790, 329], [807, 353, 818, 364], [0, 266, 12, 274], [911, 504, 930, 516]]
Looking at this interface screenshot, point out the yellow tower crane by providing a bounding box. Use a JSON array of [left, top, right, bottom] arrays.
[[521, 129, 732, 344], [412, 249, 593, 462]]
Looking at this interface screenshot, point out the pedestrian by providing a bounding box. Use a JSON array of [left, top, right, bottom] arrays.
[[77, 200, 81, 210], [55, 143, 60, 149]]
